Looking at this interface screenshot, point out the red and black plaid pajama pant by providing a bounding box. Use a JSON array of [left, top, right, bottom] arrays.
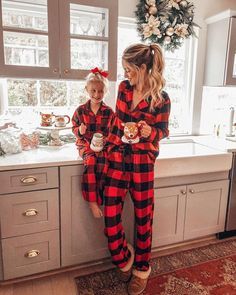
[[104, 145, 155, 271], [82, 150, 108, 205]]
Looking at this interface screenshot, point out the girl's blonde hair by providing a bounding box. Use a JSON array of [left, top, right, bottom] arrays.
[[122, 43, 165, 111], [85, 71, 109, 94]]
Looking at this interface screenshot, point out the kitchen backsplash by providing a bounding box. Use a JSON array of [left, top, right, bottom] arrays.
[[200, 87, 236, 136]]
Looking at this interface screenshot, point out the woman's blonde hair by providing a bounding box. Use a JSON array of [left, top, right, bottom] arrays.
[[122, 43, 165, 111], [85, 71, 109, 94]]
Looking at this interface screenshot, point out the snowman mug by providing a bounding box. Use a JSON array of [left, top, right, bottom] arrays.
[[54, 115, 70, 127]]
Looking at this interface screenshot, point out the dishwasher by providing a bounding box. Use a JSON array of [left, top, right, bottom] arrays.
[[219, 152, 236, 238]]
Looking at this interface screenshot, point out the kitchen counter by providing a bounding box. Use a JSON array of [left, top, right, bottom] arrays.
[[0, 136, 233, 178]]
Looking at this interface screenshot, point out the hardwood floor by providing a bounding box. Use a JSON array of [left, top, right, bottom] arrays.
[[0, 272, 78, 295], [0, 235, 225, 295], [0, 260, 114, 295]]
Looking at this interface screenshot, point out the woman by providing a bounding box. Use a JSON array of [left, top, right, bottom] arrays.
[[104, 43, 171, 295]]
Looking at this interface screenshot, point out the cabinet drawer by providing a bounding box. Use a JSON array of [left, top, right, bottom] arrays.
[[0, 189, 59, 238], [2, 230, 60, 280], [0, 167, 58, 194]]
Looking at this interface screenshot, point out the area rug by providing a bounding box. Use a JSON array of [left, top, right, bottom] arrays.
[[75, 238, 236, 295]]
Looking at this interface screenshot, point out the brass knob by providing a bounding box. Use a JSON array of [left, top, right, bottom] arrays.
[[20, 176, 37, 184], [24, 250, 40, 258], [189, 189, 195, 194], [23, 209, 38, 217], [53, 68, 59, 73], [180, 190, 187, 195], [64, 69, 69, 74]]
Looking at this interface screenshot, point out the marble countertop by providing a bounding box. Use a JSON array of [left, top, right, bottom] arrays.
[[0, 136, 233, 178]]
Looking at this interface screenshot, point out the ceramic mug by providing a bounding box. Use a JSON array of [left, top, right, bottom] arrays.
[[40, 112, 54, 127], [54, 115, 70, 127], [121, 122, 141, 144], [90, 133, 104, 152]]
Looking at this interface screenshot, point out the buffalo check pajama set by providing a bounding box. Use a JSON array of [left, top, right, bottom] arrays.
[[104, 80, 171, 271], [72, 100, 114, 205]]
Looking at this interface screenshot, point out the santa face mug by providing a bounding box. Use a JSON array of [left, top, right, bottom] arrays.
[[90, 133, 104, 152], [54, 115, 70, 127]]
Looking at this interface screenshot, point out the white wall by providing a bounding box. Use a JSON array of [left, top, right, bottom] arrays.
[[118, 0, 236, 134]]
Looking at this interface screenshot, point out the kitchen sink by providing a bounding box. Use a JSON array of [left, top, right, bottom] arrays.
[[156, 141, 232, 178]]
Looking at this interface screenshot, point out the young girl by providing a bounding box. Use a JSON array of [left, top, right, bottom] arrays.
[[72, 68, 114, 218], [104, 44, 171, 295]]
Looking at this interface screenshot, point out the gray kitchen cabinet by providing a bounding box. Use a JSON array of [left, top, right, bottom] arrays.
[[60, 165, 135, 267], [152, 180, 229, 249], [0, 167, 60, 280], [0, 0, 118, 80], [152, 185, 186, 248], [0, 163, 229, 281], [2, 230, 60, 280], [204, 14, 236, 86], [184, 180, 229, 240]]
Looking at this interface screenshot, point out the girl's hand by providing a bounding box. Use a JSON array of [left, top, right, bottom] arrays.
[[138, 120, 152, 138], [79, 123, 87, 135]]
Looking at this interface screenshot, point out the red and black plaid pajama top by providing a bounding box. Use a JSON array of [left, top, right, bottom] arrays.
[[104, 80, 171, 271], [72, 100, 114, 205]]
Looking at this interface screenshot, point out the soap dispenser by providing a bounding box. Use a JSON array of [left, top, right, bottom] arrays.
[[226, 107, 235, 137]]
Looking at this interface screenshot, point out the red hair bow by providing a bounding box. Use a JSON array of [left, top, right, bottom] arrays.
[[91, 67, 108, 78]]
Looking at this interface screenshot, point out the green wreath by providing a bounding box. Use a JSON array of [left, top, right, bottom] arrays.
[[135, 0, 197, 51]]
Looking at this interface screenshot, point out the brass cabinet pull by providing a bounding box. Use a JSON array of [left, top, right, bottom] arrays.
[[180, 190, 187, 195], [189, 189, 195, 194], [20, 176, 37, 184], [53, 68, 59, 73], [23, 209, 38, 217], [64, 69, 69, 74], [24, 250, 40, 258]]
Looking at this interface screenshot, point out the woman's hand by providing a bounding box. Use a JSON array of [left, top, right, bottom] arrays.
[[79, 123, 87, 135], [138, 120, 152, 138]]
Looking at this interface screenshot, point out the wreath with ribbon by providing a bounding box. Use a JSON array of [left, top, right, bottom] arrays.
[[135, 0, 197, 51]]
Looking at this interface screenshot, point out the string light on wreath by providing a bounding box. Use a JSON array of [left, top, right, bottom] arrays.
[[135, 0, 198, 51]]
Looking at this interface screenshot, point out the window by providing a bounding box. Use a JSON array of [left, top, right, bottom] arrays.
[[117, 17, 194, 135], [1, 16, 194, 136], [0, 78, 87, 128]]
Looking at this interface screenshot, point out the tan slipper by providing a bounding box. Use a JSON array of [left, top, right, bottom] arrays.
[[128, 267, 151, 295]]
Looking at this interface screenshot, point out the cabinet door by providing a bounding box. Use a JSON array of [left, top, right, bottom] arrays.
[[225, 17, 236, 85], [60, 165, 134, 267], [184, 180, 229, 240], [152, 185, 186, 249], [0, 0, 60, 79], [59, 0, 118, 81]]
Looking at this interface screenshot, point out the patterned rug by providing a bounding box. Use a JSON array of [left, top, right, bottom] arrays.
[[75, 238, 236, 295]]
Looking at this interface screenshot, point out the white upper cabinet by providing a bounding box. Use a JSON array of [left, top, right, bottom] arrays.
[[204, 11, 236, 86], [0, 0, 118, 80]]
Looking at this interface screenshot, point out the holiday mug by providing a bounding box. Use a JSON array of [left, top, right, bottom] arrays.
[[121, 122, 141, 144], [40, 112, 54, 127], [90, 133, 104, 152], [54, 115, 70, 127]]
